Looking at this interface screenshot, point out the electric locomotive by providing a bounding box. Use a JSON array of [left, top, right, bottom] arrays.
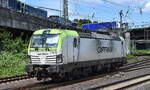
[[25, 29, 127, 80]]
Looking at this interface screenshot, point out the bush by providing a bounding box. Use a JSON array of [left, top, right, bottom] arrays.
[[0, 31, 29, 78]]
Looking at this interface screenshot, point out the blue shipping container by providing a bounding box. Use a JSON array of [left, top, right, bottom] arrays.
[[82, 22, 117, 31]]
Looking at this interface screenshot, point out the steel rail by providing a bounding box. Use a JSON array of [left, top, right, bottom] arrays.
[[89, 74, 150, 90], [0, 74, 33, 84]]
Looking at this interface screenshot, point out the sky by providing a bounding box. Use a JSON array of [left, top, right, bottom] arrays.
[[20, 0, 150, 28]]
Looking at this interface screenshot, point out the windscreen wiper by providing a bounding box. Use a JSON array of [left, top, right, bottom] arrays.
[[35, 47, 39, 51], [45, 44, 50, 51]]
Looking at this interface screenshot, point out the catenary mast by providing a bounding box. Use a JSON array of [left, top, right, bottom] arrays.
[[63, 0, 68, 23]]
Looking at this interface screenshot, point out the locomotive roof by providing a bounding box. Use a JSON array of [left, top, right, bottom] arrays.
[[33, 29, 123, 41], [33, 29, 79, 37]]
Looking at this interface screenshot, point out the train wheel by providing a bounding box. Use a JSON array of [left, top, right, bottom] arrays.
[[51, 73, 66, 81], [27, 72, 33, 77], [103, 64, 111, 73], [52, 76, 63, 82], [65, 72, 74, 81], [92, 66, 98, 73], [69, 72, 74, 81], [110, 64, 117, 72], [52, 78, 61, 82], [37, 77, 42, 80]]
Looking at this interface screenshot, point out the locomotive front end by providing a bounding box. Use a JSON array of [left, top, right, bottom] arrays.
[[25, 29, 63, 80]]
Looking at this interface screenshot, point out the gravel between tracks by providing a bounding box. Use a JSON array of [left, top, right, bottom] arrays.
[[0, 78, 41, 89], [50, 68, 150, 90]]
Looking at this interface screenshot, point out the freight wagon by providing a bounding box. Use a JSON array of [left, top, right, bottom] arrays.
[[25, 29, 127, 81], [48, 16, 74, 26], [0, 0, 8, 7], [0, 0, 47, 18], [8, 0, 18, 10], [25, 4, 47, 18]]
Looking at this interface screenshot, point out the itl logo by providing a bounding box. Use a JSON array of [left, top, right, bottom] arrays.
[[37, 53, 48, 55]]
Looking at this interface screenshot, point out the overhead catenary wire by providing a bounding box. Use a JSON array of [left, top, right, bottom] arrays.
[[101, 0, 127, 8], [70, 0, 141, 23], [69, 0, 116, 21], [70, 0, 121, 13], [22, 0, 62, 12], [36, 6, 62, 12], [21, 0, 150, 28]]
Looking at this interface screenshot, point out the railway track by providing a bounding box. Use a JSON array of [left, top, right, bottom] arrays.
[[13, 59, 150, 90], [90, 74, 150, 90], [120, 60, 150, 71], [13, 72, 119, 90], [117, 75, 150, 90], [1, 58, 150, 90], [0, 74, 32, 84], [18, 68, 150, 90], [122, 58, 150, 68]]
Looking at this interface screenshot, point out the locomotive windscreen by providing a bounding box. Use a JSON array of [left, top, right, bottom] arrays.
[[31, 34, 60, 48]]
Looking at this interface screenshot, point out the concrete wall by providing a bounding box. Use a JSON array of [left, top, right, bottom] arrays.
[[0, 7, 55, 31]]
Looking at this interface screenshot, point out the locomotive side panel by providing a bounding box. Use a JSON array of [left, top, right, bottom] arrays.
[[79, 38, 99, 61], [78, 38, 124, 62]]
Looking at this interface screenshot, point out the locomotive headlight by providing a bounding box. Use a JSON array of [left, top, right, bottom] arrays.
[[56, 54, 62, 63]]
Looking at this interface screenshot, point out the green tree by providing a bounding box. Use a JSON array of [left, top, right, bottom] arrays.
[[93, 21, 98, 23], [73, 19, 99, 27], [73, 19, 92, 27]]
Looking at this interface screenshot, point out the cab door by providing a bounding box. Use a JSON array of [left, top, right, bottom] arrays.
[[67, 37, 74, 63], [63, 37, 79, 64], [73, 37, 79, 63]]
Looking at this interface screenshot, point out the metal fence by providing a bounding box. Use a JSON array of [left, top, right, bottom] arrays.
[[130, 40, 150, 55]]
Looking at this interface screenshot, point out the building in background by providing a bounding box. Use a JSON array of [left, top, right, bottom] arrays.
[[130, 27, 150, 50]]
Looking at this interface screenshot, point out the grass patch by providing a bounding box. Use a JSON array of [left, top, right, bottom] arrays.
[[127, 54, 139, 64], [127, 54, 135, 59], [132, 50, 150, 55], [0, 52, 28, 78], [127, 58, 139, 64], [127, 54, 150, 64]]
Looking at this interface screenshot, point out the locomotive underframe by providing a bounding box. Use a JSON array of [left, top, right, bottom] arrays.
[[26, 57, 126, 80]]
